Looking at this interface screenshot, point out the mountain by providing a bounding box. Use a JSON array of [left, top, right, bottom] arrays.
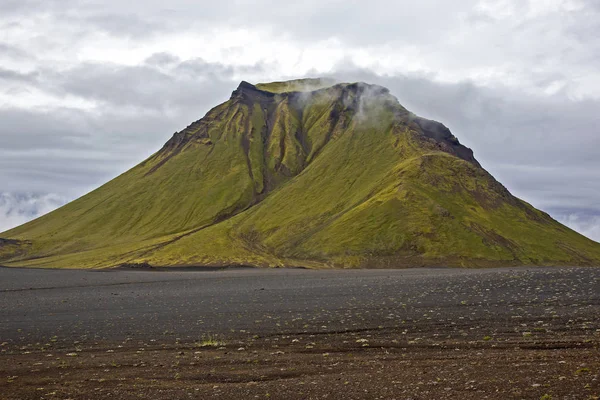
[[2, 79, 600, 269]]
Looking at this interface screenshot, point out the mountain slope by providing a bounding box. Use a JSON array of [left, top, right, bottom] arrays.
[[2, 79, 600, 268]]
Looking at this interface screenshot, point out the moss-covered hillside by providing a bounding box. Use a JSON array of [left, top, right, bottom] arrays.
[[2, 79, 600, 268]]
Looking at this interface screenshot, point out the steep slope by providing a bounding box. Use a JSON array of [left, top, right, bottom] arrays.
[[2, 79, 600, 268]]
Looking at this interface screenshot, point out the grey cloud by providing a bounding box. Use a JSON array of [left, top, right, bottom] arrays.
[[35, 57, 266, 112], [0, 43, 32, 60], [2, 0, 599, 54], [84, 13, 166, 38], [0, 151, 127, 194], [145, 52, 181, 67], [555, 211, 600, 243], [0, 105, 187, 194], [0, 0, 45, 14], [0, 67, 38, 83], [0, 0, 476, 46], [53, 63, 179, 109], [0, 108, 89, 151]]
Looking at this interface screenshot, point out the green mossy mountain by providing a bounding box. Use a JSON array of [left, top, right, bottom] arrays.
[[2, 79, 600, 268]]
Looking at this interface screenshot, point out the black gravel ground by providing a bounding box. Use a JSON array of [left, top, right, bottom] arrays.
[[1, 266, 599, 399], [1, 267, 599, 343]]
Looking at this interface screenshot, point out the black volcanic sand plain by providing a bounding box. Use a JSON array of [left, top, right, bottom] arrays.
[[1, 266, 599, 399]]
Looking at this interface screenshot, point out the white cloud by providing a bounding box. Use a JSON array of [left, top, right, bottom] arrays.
[[0, 193, 67, 233]]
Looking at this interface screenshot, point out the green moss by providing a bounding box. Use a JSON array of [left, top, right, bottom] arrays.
[[2, 79, 600, 269]]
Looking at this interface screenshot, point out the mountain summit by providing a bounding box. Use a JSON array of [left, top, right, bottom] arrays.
[[2, 79, 600, 268]]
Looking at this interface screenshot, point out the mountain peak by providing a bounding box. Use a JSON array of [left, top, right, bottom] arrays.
[[236, 80, 257, 91], [232, 78, 340, 100], [231, 80, 274, 102]]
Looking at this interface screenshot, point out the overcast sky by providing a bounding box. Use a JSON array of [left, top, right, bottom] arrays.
[[1, 0, 599, 242]]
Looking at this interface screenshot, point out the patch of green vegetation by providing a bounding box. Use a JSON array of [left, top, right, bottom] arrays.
[[575, 367, 591, 375], [255, 78, 337, 93], [197, 334, 225, 348], [2, 79, 600, 269]]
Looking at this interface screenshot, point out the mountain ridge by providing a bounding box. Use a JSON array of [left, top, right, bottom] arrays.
[[2, 79, 599, 268]]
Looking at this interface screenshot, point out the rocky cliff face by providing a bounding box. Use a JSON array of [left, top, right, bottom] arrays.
[[2, 79, 600, 269]]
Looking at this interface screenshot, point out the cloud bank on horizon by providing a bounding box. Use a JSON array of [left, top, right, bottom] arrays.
[[0, 0, 599, 242]]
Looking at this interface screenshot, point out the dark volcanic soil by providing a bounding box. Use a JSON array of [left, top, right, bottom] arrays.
[[0, 267, 599, 399]]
